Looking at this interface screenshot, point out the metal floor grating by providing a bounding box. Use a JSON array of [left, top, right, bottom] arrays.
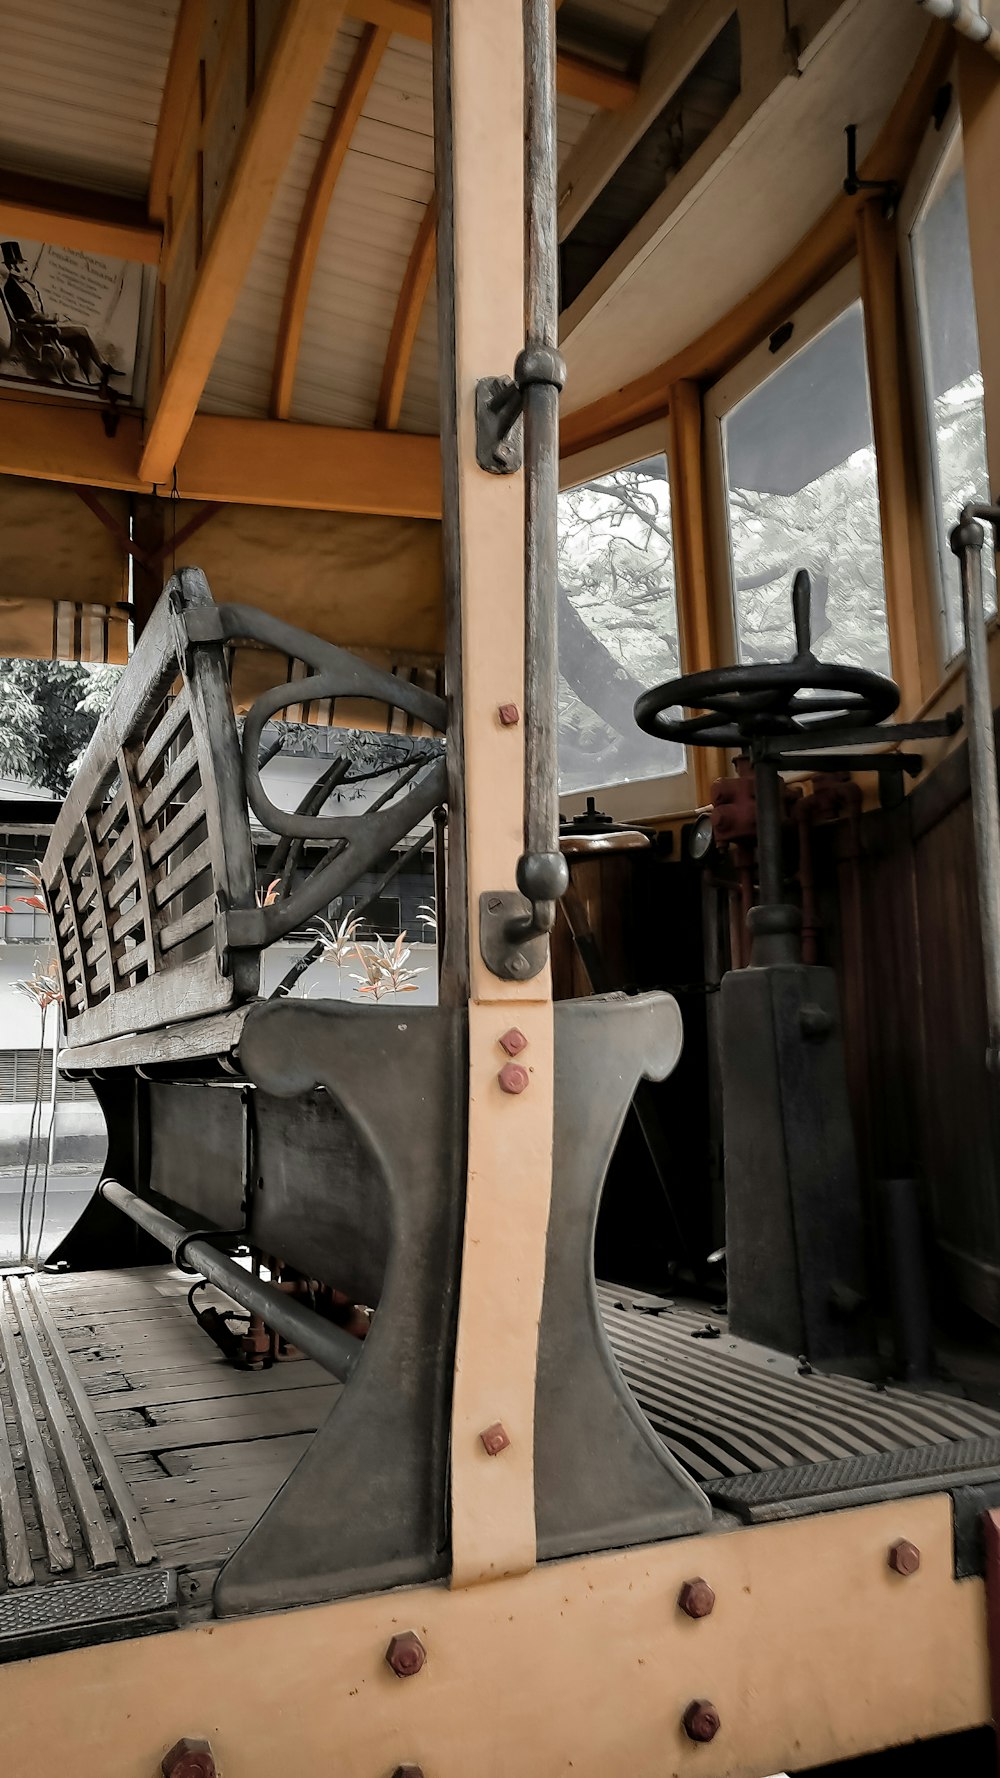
[[597, 1285, 1000, 1487]]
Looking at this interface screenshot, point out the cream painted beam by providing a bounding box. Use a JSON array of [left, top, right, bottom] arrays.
[[0, 1496, 989, 1778], [140, 0, 349, 487], [271, 23, 390, 419], [351, 0, 639, 108], [0, 171, 161, 266], [434, 0, 558, 1590], [0, 399, 441, 517]]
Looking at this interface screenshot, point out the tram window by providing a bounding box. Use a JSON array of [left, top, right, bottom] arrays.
[[906, 133, 994, 659], [709, 277, 891, 681], [557, 454, 684, 795]]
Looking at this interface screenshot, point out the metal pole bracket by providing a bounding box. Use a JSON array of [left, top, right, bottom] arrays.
[[475, 376, 523, 474], [480, 890, 548, 981]]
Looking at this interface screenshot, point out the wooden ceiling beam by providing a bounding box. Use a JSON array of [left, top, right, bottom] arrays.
[[176, 414, 441, 515], [375, 192, 437, 430], [0, 398, 440, 518], [554, 46, 639, 110], [272, 23, 391, 420], [348, 0, 639, 109], [0, 401, 146, 493], [0, 170, 161, 265], [148, 0, 209, 226], [140, 0, 349, 488]]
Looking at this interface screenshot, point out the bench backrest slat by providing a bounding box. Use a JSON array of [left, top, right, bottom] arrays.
[[43, 571, 259, 1048]]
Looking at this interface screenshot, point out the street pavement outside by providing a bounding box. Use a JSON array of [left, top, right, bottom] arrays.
[[0, 1165, 96, 1265]]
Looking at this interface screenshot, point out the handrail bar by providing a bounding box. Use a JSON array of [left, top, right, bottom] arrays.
[[99, 1178, 361, 1382], [951, 501, 1000, 1072]]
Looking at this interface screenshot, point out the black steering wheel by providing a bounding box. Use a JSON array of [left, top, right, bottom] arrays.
[[634, 570, 900, 749]]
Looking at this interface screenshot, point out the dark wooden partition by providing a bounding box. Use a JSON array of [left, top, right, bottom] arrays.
[[830, 738, 1000, 1328]]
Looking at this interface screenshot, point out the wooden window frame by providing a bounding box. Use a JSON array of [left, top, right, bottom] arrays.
[[703, 261, 899, 687], [897, 96, 985, 675]]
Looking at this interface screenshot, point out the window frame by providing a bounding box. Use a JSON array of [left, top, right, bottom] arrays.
[[0, 838, 52, 946], [557, 421, 697, 822], [704, 260, 892, 681], [897, 99, 988, 673]]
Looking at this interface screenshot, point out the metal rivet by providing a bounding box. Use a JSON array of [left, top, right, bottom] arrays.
[[480, 1422, 511, 1456], [498, 1062, 529, 1094], [499, 1027, 528, 1056], [386, 1631, 427, 1677], [678, 1577, 715, 1619], [683, 1700, 721, 1743], [498, 703, 520, 726], [888, 1538, 920, 1576]]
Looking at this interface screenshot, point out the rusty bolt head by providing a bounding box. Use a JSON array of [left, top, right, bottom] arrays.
[[678, 1577, 715, 1619], [498, 703, 520, 726], [386, 1630, 427, 1678], [683, 1700, 721, 1743], [162, 1740, 216, 1778], [498, 1062, 529, 1095], [888, 1538, 920, 1576], [480, 1421, 511, 1456], [499, 1027, 528, 1057]]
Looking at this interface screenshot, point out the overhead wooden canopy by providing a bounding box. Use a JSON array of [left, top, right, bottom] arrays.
[[0, 0, 971, 608]]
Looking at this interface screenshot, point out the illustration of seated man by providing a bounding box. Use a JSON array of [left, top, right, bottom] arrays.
[[0, 242, 121, 393]]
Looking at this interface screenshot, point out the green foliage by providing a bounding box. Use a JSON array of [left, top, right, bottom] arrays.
[[0, 659, 122, 797]]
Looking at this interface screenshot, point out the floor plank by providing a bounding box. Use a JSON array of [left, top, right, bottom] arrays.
[[128, 1465, 295, 1512], [142, 1497, 269, 1544], [95, 1363, 330, 1412], [157, 1527, 250, 1567], [107, 1394, 335, 1455], [100, 1384, 337, 1429], [158, 1433, 312, 1474], [30, 1268, 330, 1580]]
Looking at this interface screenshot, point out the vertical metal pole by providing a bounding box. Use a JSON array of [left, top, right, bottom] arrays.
[[953, 513, 1000, 1070], [753, 760, 785, 908], [748, 753, 800, 966], [521, 0, 560, 866], [431, 0, 469, 1007], [513, 0, 568, 931]]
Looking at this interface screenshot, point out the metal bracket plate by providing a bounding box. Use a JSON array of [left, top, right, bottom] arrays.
[[475, 376, 523, 475], [480, 890, 547, 981]]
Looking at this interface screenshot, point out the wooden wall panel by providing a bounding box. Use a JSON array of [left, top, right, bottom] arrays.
[[828, 739, 1000, 1328]]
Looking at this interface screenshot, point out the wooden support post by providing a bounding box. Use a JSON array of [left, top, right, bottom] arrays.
[[434, 0, 556, 1589], [958, 40, 1000, 505], [856, 201, 939, 713], [130, 495, 167, 640], [668, 380, 724, 802]]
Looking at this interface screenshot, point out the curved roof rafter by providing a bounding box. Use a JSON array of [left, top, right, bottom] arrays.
[[376, 193, 437, 431], [271, 21, 392, 421]]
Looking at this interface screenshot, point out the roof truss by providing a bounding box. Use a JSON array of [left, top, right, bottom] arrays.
[[140, 0, 350, 485]]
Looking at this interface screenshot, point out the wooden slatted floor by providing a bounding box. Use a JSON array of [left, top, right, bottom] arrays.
[[598, 1285, 1000, 1483], [6, 1264, 1000, 1637], [0, 1265, 340, 1597]]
